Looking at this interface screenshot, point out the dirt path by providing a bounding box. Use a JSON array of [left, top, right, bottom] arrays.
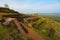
[[13, 19, 44, 40], [3, 18, 44, 40]]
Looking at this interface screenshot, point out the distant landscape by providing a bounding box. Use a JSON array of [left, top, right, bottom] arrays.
[[40, 13, 60, 22]]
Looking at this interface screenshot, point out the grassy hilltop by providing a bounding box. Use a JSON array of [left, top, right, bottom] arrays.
[[0, 7, 60, 40]]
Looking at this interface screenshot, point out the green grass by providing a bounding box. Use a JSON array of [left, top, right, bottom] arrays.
[[0, 9, 60, 40], [0, 23, 6, 40]]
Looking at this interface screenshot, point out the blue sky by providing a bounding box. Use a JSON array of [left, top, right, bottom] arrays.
[[0, 0, 60, 13]]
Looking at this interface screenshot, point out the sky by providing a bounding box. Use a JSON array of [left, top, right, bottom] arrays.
[[0, 0, 60, 14]]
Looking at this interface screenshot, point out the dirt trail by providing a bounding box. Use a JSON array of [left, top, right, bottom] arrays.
[[3, 18, 44, 40], [13, 19, 44, 40]]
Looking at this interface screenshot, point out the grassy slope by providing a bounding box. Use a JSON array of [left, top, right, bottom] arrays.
[[0, 9, 60, 40], [31, 15, 60, 40], [0, 14, 60, 40]]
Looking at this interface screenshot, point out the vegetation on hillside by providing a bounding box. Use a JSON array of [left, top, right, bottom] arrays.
[[0, 8, 60, 40]]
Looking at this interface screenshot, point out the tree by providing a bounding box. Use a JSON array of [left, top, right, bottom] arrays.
[[4, 4, 9, 8]]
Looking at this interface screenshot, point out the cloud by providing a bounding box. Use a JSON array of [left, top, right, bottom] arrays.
[[12, 2, 60, 13]]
